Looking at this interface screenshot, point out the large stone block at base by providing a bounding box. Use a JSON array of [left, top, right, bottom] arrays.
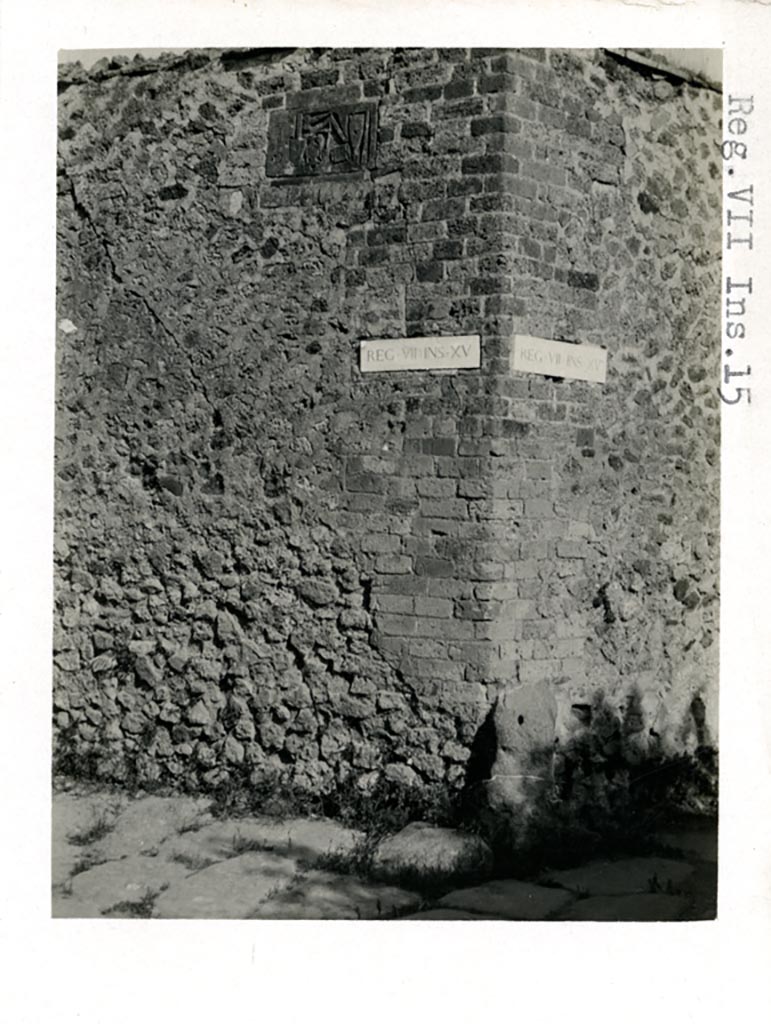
[[372, 822, 492, 883], [486, 683, 557, 814]]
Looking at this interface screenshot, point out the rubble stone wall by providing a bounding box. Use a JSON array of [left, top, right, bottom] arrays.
[[54, 47, 721, 794]]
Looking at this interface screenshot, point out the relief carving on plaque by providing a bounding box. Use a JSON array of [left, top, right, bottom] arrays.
[[266, 102, 379, 178]]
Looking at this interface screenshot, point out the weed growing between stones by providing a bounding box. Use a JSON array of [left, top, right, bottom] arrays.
[[307, 835, 487, 899], [66, 806, 120, 846], [53, 731, 463, 838], [647, 873, 683, 896], [326, 774, 459, 836], [278, 779, 489, 896], [207, 766, 328, 821], [206, 768, 476, 894], [53, 722, 102, 783], [170, 851, 218, 872], [70, 852, 109, 877], [101, 890, 158, 918], [176, 814, 209, 835], [304, 832, 381, 881], [53, 723, 170, 798], [203, 761, 462, 834], [230, 832, 276, 855], [53, 692, 717, 893]]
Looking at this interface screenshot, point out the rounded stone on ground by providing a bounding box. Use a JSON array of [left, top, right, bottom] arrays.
[[371, 822, 492, 882]]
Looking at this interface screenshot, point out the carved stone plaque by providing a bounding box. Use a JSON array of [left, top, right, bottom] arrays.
[[510, 335, 607, 384], [266, 103, 379, 177], [360, 335, 480, 373]]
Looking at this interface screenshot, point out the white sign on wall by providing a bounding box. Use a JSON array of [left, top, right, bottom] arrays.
[[360, 334, 480, 373], [510, 335, 607, 384]]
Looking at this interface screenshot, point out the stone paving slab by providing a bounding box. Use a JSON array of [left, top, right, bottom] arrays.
[[556, 893, 691, 921], [52, 894, 104, 919], [403, 908, 503, 921], [153, 834, 227, 872], [53, 792, 126, 847], [157, 816, 362, 867], [437, 880, 575, 920], [654, 828, 718, 863], [69, 854, 191, 913], [152, 835, 223, 872], [678, 860, 718, 920], [93, 796, 215, 860], [50, 790, 717, 922], [251, 870, 421, 919], [53, 792, 124, 889], [542, 857, 695, 897], [153, 851, 299, 918], [52, 841, 86, 889]]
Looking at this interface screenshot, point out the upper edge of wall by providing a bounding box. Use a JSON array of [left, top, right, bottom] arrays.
[[58, 46, 720, 92], [57, 47, 299, 86], [605, 48, 722, 94]]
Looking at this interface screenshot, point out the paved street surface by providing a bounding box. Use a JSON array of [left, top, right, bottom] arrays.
[[52, 788, 717, 921]]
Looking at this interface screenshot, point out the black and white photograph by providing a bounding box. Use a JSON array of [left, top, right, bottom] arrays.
[[52, 44, 721, 921], [2, 1, 771, 1021]]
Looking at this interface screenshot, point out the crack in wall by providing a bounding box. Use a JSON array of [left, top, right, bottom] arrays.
[[61, 167, 217, 413]]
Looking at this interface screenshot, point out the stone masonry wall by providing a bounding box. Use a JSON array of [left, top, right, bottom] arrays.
[[54, 48, 721, 795]]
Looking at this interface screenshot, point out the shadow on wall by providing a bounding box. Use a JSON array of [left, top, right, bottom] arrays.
[[461, 687, 717, 872]]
